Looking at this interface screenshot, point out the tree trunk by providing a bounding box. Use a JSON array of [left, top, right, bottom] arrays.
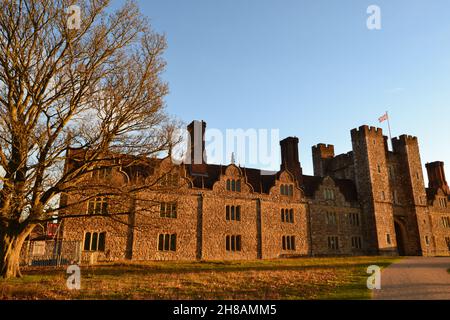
[[0, 227, 33, 279]]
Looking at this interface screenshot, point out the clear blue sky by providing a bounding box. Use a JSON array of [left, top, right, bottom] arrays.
[[113, 0, 450, 177]]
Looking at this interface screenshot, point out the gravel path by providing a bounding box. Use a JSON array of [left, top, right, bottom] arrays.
[[373, 257, 450, 300]]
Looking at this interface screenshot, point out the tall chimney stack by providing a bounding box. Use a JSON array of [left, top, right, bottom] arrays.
[[426, 161, 449, 194], [280, 137, 303, 185], [187, 120, 208, 176]]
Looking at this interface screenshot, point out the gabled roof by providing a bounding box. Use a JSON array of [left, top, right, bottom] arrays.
[[302, 174, 358, 203], [187, 164, 278, 193], [426, 187, 450, 203]]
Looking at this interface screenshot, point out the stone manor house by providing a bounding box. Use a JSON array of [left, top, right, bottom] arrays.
[[60, 120, 450, 262]]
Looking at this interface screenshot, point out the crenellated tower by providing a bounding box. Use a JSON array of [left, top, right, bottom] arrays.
[[351, 125, 397, 255], [312, 144, 335, 177], [391, 135, 433, 256]]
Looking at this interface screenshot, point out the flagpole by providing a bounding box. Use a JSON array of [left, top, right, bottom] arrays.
[[386, 110, 392, 142]]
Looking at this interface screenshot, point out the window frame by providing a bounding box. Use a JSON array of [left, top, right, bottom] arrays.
[[83, 231, 106, 252], [157, 233, 177, 252]]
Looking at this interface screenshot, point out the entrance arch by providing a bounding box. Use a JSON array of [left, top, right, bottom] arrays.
[[394, 220, 407, 256]]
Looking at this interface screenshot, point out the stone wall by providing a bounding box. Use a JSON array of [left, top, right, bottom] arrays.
[[60, 123, 450, 262], [351, 126, 397, 255], [429, 189, 450, 256], [309, 177, 364, 256]]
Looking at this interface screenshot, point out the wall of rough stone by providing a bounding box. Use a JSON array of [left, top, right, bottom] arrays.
[[60, 125, 450, 262], [309, 177, 364, 256], [389, 136, 431, 255], [429, 189, 450, 256], [259, 173, 309, 259], [351, 126, 397, 255]]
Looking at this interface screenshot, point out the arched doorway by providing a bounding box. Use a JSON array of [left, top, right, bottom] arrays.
[[394, 220, 406, 256]]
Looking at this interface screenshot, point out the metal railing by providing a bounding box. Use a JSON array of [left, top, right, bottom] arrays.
[[20, 240, 82, 267]]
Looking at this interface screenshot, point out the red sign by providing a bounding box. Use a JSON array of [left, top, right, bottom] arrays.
[[47, 223, 59, 237]]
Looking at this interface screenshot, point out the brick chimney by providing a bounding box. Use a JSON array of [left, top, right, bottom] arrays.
[[187, 120, 208, 176], [426, 161, 449, 194], [280, 137, 303, 185]]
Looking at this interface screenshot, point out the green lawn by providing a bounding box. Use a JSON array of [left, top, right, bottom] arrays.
[[0, 256, 398, 300]]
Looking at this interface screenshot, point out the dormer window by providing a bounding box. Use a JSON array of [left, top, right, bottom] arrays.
[[324, 188, 335, 200], [160, 172, 179, 187], [280, 184, 293, 196], [226, 179, 241, 192], [92, 167, 112, 180]]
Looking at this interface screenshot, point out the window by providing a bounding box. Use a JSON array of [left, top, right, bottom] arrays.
[[281, 208, 294, 223], [160, 202, 177, 218], [326, 212, 337, 225], [160, 172, 179, 187], [324, 188, 335, 200], [83, 232, 106, 251], [226, 235, 242, 252], [386, 234, 392, 245], [441, 216, 450, 228], [349, 213, 360, 227], [226, 179, 241, 192], [327, 236, 339, 250], [226, 205, 241, 221], [388, 167, 394, 179], [381, 191, 386, 201], [280, 184, 294, 196], [392, 191, 399, 204], [92, 167, 112, 180], [445, 237, 450, 251], [377, 164, 381, 173], [282, 236, 296, 251], [87, 197, 108, 215], [439, 198, 448, 208], [351, 236, 362, 249], [158, 234, 176, 251], [425, 236, 430, 246]]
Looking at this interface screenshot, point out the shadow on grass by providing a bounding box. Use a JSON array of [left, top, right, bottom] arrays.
[[81, 261, 396, 277], [18, 257, 398, 278]]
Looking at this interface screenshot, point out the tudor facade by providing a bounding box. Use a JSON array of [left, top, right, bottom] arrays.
[[60, 121, 450, 262]]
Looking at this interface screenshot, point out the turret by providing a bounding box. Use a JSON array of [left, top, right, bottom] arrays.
[[312, 143, 335, 177]]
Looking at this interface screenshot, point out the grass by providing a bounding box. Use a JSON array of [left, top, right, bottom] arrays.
[[0, 256, 398, 300]]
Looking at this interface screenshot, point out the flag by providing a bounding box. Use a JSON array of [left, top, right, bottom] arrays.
[[378, 112, 388, 123]]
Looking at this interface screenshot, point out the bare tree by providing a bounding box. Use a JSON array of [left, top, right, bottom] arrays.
[[0, 0, 176, 278]]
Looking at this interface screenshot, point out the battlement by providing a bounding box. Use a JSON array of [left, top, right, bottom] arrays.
[[312, 143, 335, 159], [351, 125, 384, 138], [392, 134, 418, 144], [334, 151, 353, 162], [391, 134, 418, 153], [281, 136, 299, 144]]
